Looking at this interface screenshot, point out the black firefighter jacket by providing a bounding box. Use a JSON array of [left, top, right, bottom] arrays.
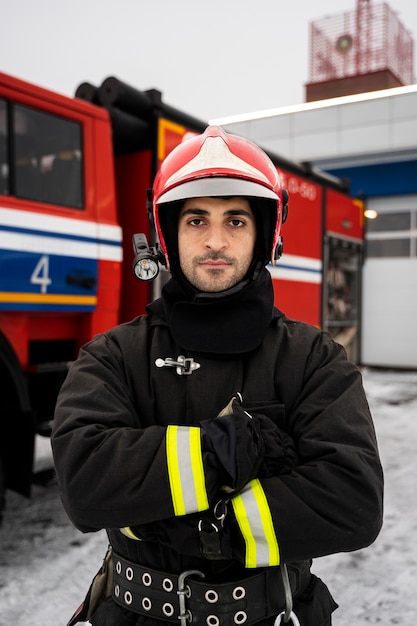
[[52, 294, 383, 626]]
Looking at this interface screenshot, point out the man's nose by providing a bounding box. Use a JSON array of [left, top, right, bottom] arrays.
[[205, 225, 227, 250]]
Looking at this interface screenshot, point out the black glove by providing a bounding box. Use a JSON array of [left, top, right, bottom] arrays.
[[201, 395, 265, 494], [255, 414, 299, 477], [237, 400, 299, 477]]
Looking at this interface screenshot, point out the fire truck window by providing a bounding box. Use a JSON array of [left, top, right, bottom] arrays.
[[13, 104, 83, 209], [0, 99, 8, 195]]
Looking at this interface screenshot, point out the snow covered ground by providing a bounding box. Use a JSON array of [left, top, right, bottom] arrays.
[[1, 367, 416, 625]]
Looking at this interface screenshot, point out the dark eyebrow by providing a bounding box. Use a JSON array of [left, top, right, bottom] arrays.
[[180, 208, 210, 218], [179, 208, 253, 218], [224, 209, 253, 217]]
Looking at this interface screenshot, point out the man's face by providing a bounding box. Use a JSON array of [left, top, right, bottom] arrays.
[[178, 196, 256, 292]]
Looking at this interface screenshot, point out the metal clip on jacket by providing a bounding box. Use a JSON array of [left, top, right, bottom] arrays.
[[155, 355, 201, 376]]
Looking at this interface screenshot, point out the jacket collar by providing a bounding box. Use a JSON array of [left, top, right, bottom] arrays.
[[147, 268, 275, 355]]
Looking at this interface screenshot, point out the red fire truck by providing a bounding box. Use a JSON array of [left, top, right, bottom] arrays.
[[0, 71, 364, 515]]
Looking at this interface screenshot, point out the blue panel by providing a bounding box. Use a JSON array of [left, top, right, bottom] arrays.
[[0, 250, 98, 311], [327, 160, 417, 197]]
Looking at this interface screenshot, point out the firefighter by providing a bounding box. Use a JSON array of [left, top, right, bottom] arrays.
[[52, 126, 383, 626]]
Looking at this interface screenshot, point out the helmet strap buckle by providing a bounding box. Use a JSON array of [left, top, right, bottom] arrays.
[[273, 236, 284, 263]]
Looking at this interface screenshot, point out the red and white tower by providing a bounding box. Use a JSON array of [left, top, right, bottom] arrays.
[[305, 0, 415, 102]]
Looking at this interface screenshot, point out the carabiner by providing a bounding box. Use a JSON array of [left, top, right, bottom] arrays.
[[273, 610, 301, 626], [280, 563, 293, 622], [213, 499, 228, 527], [177, 569, 205, 626]]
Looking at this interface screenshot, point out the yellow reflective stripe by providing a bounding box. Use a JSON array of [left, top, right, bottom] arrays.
[[166, 425, 209, 516], [231, 491, 257, 566], [231, 479, 280, 568], [120, 527, 141, 540], [189, 426, 208, 509], [252, 480, 280, 565], [167, 426, 183, 514]]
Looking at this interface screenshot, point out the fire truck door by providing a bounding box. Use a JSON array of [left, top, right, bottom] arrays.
[[323, 235, 363, 363]]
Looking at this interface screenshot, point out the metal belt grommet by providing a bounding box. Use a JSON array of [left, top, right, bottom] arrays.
[[234, 611, 248, 624], [232, 586, 246, 600], [163, 577, 174, 592], [111, 554, 310, 626], [115, 560, 122, 575], [205, 589, 219, 603], [124, 591, 133, 606], [163, 603, 175, 617]]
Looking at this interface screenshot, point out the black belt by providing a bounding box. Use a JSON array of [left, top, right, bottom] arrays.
[[112, 553, 310, 626]]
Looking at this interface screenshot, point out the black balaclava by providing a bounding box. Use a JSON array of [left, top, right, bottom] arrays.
[[148, 198, 278, 355]]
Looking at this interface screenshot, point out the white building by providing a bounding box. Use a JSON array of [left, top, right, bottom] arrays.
[[212, 85, 417, 368]]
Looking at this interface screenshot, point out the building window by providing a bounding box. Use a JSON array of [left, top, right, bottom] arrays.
[[367, 212, 411, 233], [366, 210, 416, 258], [367, 238, 411, 257]]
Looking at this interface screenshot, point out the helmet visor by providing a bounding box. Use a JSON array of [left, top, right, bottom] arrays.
[[156, 177, 279, 205]]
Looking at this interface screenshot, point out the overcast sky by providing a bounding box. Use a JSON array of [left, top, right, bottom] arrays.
[[2, 0, 417, 122]]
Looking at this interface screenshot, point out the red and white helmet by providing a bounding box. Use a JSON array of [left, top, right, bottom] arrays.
[[152, 125, 288, 268]]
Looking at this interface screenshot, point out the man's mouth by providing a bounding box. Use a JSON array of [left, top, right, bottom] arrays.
[[199, 259, 231, 268]]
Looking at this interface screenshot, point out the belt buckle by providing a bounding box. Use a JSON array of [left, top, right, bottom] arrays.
[[177, 569, 205, 625]]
